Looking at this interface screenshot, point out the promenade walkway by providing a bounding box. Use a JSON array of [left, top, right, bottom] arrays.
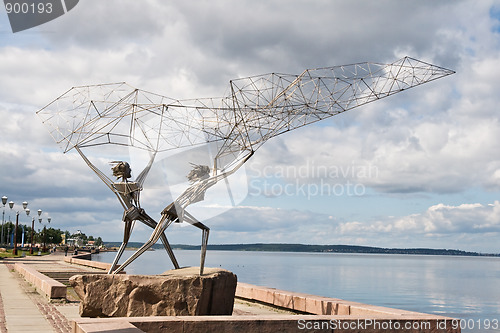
[[1, 252, 453, 333], [0, 252, 83, 333], [0, 251, 289, 333]]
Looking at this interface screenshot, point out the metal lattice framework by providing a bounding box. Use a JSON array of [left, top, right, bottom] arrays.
[[37, 56, 454, 274]]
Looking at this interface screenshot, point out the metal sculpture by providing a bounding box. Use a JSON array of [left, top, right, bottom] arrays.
[[37, 56, 454, 274]]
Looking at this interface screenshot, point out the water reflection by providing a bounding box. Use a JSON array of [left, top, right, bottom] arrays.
[[94, 250, 500, 333]]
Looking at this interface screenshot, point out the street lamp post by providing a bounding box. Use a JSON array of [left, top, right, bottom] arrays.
[[13, 201, 28, 255], [47, 217, 51, 251], [42, 218, 46, 252], [1, 196, 7, 245], [8, 201, 13, 245], [13, 212, 19, 255], [36, 209, 42, 253], [40, 216, 50, 253], [26, 208, 32, 254]]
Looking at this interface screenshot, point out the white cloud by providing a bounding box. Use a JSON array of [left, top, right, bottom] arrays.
[[333, 201, 500, 250], [0, 0, 499, 253], [201, 200, 500, 252], [167, 200, 500, 252]]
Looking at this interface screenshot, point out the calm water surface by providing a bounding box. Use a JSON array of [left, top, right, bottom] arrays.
[[94, 250, 500, 332]]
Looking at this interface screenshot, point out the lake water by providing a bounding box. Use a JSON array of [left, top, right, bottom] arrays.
[[94, 250, 500, 332]]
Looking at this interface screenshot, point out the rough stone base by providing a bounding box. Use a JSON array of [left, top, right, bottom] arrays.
[[69, 267, 237, 318]]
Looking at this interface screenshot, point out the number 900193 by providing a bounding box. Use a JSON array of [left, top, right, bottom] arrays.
[[5, 2, 53, 14], [452, 318, 499, 330]]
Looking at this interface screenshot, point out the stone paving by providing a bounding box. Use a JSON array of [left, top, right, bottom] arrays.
[[0, 252, 83, 333], [0, 287, 7, 333], [0, 251, 299, 333], [0, 262, 59, 332]]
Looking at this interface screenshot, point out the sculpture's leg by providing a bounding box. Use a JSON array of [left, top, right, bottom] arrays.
[[200, 227, 209, 275], [136, 209, 180, 270], [159, 233, 180, 269], [183, 210, 210, 275], [108, 220, 133, 274], [111, 216, 176, 274]]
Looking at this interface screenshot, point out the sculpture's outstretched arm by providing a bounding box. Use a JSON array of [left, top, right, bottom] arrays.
[[75, 146, 128, 210], [135, 151, 157, 187], [75, 146, 114, 188], [175, 149, 254, 212], [126, 151, 157, 207]]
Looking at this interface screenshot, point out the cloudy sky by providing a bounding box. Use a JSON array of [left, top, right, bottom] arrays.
[[1, 0, 500, 253]]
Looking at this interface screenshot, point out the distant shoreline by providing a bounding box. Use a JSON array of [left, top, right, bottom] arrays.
[[103, 242, 500, 257]]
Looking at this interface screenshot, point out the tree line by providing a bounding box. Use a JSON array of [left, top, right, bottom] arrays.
[[115, 242, 498, 257], [1, 221, 102, 247]]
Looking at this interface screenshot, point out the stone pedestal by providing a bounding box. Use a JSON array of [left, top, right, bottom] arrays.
[[69, 267, 237, 317]]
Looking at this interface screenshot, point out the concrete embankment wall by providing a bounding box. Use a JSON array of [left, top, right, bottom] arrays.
[[64, 253, 113, 271], [10, 253, 460, 332], [68, 255, 460, 333], [14, 263, 66, 299]]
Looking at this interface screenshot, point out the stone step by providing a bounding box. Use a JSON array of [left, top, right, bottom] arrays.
[[39, 271, 108, 284]]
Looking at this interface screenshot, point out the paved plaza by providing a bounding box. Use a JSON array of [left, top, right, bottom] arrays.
[[0, 251, 288, 333], [0, 252, 81, 333]]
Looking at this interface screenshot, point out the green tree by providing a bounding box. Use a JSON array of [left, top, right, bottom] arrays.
[[45, 228, 63, 244], [2, 221, 23, 244], [35, 227, 63, 245], [70, 232, 87, 240]]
